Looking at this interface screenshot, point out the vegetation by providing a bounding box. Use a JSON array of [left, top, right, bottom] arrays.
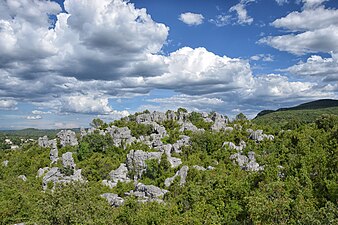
[[0, 107, 338, 224]]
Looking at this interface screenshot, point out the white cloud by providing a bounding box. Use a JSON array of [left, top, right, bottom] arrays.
[[284, 53, 338, 81], [26, 115, 42, 120], [32, 110, 52, 115], [0, 99, 17, 110], [60, 95, 113, 114], [229, 0, 254, 25], [146, 47, 254, 95], [260, 3, 338, 55], [250, 54, 274, 62], [302, 0, 327, 9], [179, 12, 204, 26]]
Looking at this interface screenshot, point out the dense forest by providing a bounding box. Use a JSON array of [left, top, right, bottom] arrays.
[[0, 108, 338, 225]]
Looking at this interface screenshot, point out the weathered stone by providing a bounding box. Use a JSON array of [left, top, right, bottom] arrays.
[[109, 163, 130, 183], [18, 175, 27, 182], [167, 156, 182, 168], [107, 126, 136, 147], [37, 167, 49, 177], [166, 110, 177, 121], [49, 140, 58, 164], [223, 141, 246, 152], [2, 160, 8, 167], [126, 150, 163, 179], [135, 183, 169, 199], [62, 152, 76, 169], [151, 111, 167, 123], [100, 193, 124, 207], [136, 113, 152, 123], [57, 130, 78, 147], [80, 128, 87, 138], [172, 135, 190, 154], [179, 121, 202, 132], [102, 180, 117, 189], [38, 135, 49, 147], [248, 129, 274, 142], [164, 165, 189, 187], [41, 167, 84, 191], [230, 151, 264, 172], [211, 121, 228, 131], [207, 166, 215, 170]]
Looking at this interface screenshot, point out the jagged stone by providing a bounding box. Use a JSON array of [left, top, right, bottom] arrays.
[[223, 140, 246, 152], [62, 152, 76, 169], [38, 135, 49, 147], [42, 167, 84, 191], [107, 126, 136, 147], [57, 130, 78, 147], [248, 129, 274, 142], [109, 163, 130, 183], [102, 180, 117, 189], [136, 113, 152, 123], [207, 166, 215, 170], [2, 160, 8, 167], [49, 140, 58, 164], [80, 128, 87, 138], [172, 135, 190, 153], [37, 167, 49, 177], [18, 175, 27, 182], [126, 150, 163, 179], [151, 111, 167, 123], [126, 183, 169, 203], [166, 110, 177, 121], [167, 156, 182, 168], [230, 151, 264, 172], [100, 193, 124, 207], [164, 165, 189, 187], [179, 121, 203, 132]]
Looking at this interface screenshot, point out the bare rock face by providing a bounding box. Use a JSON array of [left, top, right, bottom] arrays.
[[38, 135, 49, 147], [126, 183, 169, 203], [62, 152, 76, 169], [164, 165, 189, 187], [80, 128, 87, 138], [167, 156, 182, 168], [49, 140, 58, 164], [57, 130, 78, 147], [210, 112, 229, 131], [126, 150, 163, 180], [193, 165, 206, 171], [41, 167, 84, 191], [166, 110, 177, 121], [172, 135, 191, 154], [18, 175, 27, 182], [100, 193, 124, 207], [107, 126, 136, 147], [230, 151, 264, 172], [102, 163, 131, 189], [179, 121, 203, 132], [37, 167, 49, 177]]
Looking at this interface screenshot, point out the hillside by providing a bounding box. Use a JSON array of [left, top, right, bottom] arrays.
[[254, 99, 338, 127], [0, 110, 338, 224]]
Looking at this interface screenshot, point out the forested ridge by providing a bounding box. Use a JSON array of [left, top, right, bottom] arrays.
[[0, 109, 338, 225]]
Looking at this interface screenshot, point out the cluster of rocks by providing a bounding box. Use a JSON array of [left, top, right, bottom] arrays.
[[164, 165, 189, 187], [230, 151, 264, 172], [38, 136, 59, 164], [100, 193, 124, 207], [57, 130, 78, 147], [223, 140, 247, 152], [107, 126, 136, 147], [2, 160, 8, 167], [36, 151, 84, 191], [125, 183, 169, 203], [247, 129, 274, 141]]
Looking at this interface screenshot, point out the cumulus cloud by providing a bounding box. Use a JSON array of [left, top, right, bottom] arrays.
[[147, 47, 254, 95], [229, 0, 254, 25], [32, 110, 52, 115], [26, 115, 42, 120], [209, 15, 231, 27], [179, 12, 204, 26], [260, 2, 338, 55], [0, 99, 17, 110], [284, 53, 338, 81]]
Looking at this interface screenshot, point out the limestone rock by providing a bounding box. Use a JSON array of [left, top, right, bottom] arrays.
[[38, 135, 49, 147], [18, 175, 27, 182], [37, 167, 49, 177], [166, 110, 177, 121], [172, 135, 190, 154], [126, 183, 169, 203], [164, 165, 189, 187], [248, 129, 274, 142], [101, 193, 124, 207], [107, 126, 136, 147], [230, 151, 264, 172], [62, 152, 76, 169], [223, 140, 246, 152], [42, 167, 84, 191], [179, 121, 203, 132], [80, 128, 87, 138], [102, 180, 117, 189], [126, 150, 163, 179], [2, 160, 8, 167], [49, 140, 58, 164], [167, 156, 182, 168], [109, 163, 129, 182], [207, 166, 215, 170], [57, 130, 78, 147]]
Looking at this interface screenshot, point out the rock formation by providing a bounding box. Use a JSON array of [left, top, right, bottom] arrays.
[[57, 130, 78, 147], [100, 193, 124, 207], [125, 183, 169, 203], [164, 165, 189, 187], [230, 151, 264, 172]]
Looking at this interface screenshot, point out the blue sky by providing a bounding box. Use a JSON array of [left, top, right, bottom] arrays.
[[0, 0, 338, 129]]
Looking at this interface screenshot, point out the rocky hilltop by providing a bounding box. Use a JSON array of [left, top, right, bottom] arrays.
[[1, 109, 337, 224]]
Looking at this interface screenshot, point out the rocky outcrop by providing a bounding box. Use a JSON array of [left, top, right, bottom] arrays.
[[2, 160, 8, 167], [107, 126, 136, 147], [223, 140, 246, 152], [38, 135, 49, 147], [102, 163, 131, 189], [38, 136, 59, 164], [100, 193, 124, 207], [125, 183, 169, 203], [193, 165, 206, 171], [126, 150, 163, 180], [179, 121, 203, 132], [230, 151, 264, 172], [172, 135, 191, 154], [18, 175, 27, 182], [57, 130, 78, 147], [164, 165, 189, 187], [37, 167, 49, 177], [210, 112, 229, 131], [62, 152, 76, 169], [247, 129, 274, 142]]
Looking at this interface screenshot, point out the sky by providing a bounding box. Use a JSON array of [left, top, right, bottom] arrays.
[[0, 0, 338, 129]]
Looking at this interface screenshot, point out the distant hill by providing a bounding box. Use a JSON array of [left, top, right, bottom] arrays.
[[256, 99, 338, 117], [253, 99, 338, 127], [0, 128, 80, 139]]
